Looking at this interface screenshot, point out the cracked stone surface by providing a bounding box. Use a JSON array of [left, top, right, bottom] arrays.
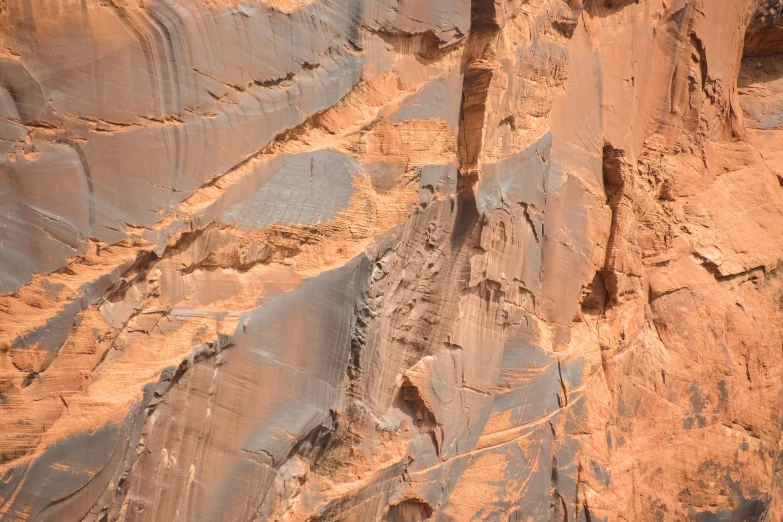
[[2, 0, 783, 520]]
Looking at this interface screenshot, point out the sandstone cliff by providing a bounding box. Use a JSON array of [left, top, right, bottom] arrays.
[[1, 0, 783, 520]]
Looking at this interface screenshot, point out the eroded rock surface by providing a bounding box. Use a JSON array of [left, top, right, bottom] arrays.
[[2, 0, 783, 520]]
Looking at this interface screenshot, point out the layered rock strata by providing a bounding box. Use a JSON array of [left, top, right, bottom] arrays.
[[1, 0, 783, 520]]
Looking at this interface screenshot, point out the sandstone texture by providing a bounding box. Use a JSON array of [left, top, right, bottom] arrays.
[[2, 0, 783, 520]]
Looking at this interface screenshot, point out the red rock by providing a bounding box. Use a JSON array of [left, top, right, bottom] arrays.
[[1, 0, 783, 520]]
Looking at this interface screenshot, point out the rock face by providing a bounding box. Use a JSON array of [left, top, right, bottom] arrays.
[[2, 0, 783, 520]]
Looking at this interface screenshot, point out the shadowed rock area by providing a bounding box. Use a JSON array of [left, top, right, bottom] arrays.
[[2, 0, 783, 520]]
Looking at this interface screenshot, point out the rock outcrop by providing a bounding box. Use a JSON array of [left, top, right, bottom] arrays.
[[2, 0, 783, 520]]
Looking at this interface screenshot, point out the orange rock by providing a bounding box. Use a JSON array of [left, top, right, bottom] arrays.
[[1, 0, 783, 520]]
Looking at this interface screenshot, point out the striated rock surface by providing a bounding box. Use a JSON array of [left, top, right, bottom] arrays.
[[2, 0, 783, 520]]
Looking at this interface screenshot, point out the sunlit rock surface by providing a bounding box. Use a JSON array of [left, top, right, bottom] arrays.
[[2, 0, 783, 520]]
